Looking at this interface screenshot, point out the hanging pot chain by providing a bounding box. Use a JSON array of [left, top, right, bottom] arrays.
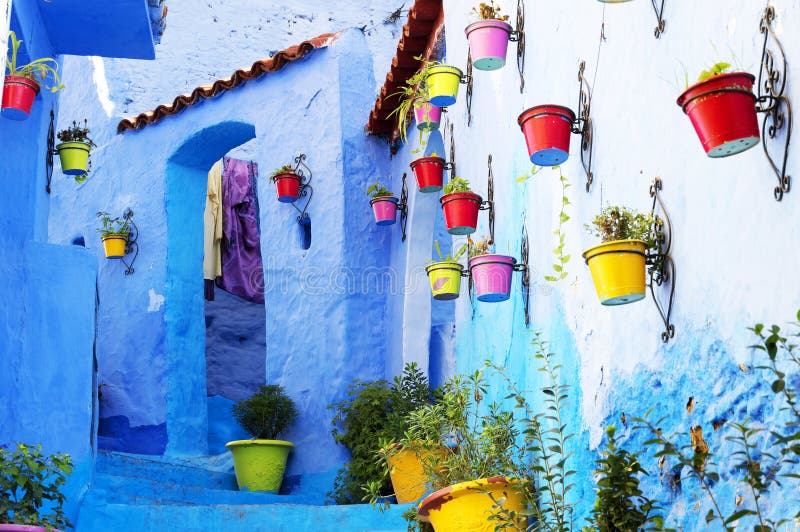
[[754, 5, 792, 201]]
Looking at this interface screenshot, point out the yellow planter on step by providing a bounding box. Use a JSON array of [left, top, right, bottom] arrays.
[[426, 65, 463, 107], [582, 239, 647, 305], [102, 235, 128, 259], [418, 477, 527, 531], [425, 261, 463, 300], [385, 445, 428, 503]]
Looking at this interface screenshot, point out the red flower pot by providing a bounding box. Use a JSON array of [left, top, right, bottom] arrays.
[[676, 72, 759, 158], [1, 76, 40, 121], [273, 172, 301, 203], [440, 192, 482, 235], [517, 105, 576, 166], [410, 156, 445, 193]]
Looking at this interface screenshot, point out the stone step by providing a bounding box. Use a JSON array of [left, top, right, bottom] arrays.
[[96, 450, 238, 490], [75, 496, 411, 532]]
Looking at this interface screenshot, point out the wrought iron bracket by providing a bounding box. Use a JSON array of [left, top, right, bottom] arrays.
[[480, 155, 495, 245], [289, 153, 314, 222], [571, 61, 595, 193], [120, 209, 139, 276], [46, 108, 55, 194], [396, 173, 409, 242], [446, 121, 457, 177], [508, 0, 526, 93], [644, 177, 675, 343], [465, 52, 474, 127], [754, 5, 792, 202], [515, 217, 531, 326], [651, 0, 666, 38]]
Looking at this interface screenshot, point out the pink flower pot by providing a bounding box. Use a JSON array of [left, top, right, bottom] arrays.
[[414, 102, 441, 131], [465, 20, 514, 71], [469, 254, 516, 302], [0, 526, 56, 532], [371, 196, 398, 226]]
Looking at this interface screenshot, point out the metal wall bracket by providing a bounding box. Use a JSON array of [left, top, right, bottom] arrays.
[[481, 154, 495, 245], [651, 0, 666, 38], [289, 153, 314, 222], [465, 52, 474, 127], [397, 173, 409, 242], [46, 108, 54, 194], [755, 5, 792, 202], [444, 121, 457, 177], [515, 217, 531, 326], [645, 177, 675, 343], [508, 0, 526, 93], [572, 61, 595, 193], [120, 209, 139, 276]]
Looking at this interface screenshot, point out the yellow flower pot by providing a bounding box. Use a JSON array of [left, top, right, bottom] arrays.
[[418, 477, 527, 531], [384, 443, 447, 504], [56, 141, 91, 176], [426, 65, 463, 107], [425, 261, 463, 301], [102, 235, 128, 259], [582, 239, 647, 305]]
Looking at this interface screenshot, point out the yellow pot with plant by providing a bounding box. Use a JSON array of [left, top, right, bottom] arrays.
[[96, 211, 131, 259], [582, 206, 653, 305]]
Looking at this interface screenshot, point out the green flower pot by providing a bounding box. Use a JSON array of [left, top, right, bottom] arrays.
[[226, 439, 293, 493], [56, 141, 91, 175]]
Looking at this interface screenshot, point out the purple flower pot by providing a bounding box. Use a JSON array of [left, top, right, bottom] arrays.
[[469, 254, 516, 302], [0, 526, 56, 532], [465, 20, 514, 71], [414, 102, 442, 131], [371, 196, 398, 226]]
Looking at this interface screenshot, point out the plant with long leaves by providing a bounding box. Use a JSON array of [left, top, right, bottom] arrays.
[[5, 31, 64, 92], [545, 167, 571, 282], [443, 176, 472, 195]]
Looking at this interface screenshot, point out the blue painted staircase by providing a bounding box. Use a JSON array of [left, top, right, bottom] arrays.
[[74, 451, 409, 531]]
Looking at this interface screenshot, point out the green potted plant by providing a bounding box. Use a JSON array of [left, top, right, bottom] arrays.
[[329, 363, 434, 505], [467, 236, 517, 302], [271, 164, 302, 203], [582, 206, 656, 306], [96, 211, 132, 259], [2, 31, 64, 121], [440, 177, 482, 235], [367, 182, 399, 226], [0, 443, 73, 532], [56, 120, 96, 180], [226, 384, 298, 493], [387, 59, 441, 143], [425, 240, 468, 301]]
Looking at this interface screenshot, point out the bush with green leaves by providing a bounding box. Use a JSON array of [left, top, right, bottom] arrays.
[[328, 363, 433, 504], [0, 443, 73, 530], [232, 384, 298, 440], [366, 182, 393, 199], [442, 176, 472, 195], [96, 211, 131, 239], [583, 426, 658, 532]]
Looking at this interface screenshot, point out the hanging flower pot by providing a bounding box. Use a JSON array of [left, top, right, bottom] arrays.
[[410, 156, 445, 193], [426, 65, 463, 107], [676, 72, 759, 158], [371, 196, 398, 226], [440, 192, 481, 235], [102, 235, 128, 259], [465, 20, 514, 71], [582, 239, 647, 305], [1, 76, 40, 121], [56, 142, 91, 175], [273, 172, 302, 203], [417, 477, 527, 532], [517, 105, 576, 166], [469, 254, 516, 302], [414, 101, 442, 131], [425, 261, 463, 300]]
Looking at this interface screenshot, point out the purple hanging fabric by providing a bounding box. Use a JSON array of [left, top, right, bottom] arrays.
[[216, 157, 265, 304]]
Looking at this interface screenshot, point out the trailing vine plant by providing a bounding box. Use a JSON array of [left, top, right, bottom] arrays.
[[545, 167, 571, 282]]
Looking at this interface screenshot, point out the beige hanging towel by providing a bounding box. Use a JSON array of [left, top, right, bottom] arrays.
[[204, 159, 223, 282]]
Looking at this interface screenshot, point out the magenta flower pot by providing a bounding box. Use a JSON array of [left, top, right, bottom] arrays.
[[465, 20, 514, 71], [469, 254, 516, 302], [0, 526, 56, 532], [414, 102, 441, 131], [371, 196, 398, 226]]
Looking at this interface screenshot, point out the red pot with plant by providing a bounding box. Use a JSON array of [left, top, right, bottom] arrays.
[[1, 31, 63, 121], [271, 164, 302, 203], [677, 68, 759, 158], [440, 177, 482, 236], [410, 155, 445, 193], [517, 105, 576, 167]]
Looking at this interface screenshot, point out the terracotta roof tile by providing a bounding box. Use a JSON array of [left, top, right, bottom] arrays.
[[366, 0, 443, 138], [117, 33, 338, 133]]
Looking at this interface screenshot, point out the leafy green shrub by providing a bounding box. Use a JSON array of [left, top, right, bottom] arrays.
[[0, 443, 73, 529], [328, 363, 433, 504], [232, 384, 298, 440]]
